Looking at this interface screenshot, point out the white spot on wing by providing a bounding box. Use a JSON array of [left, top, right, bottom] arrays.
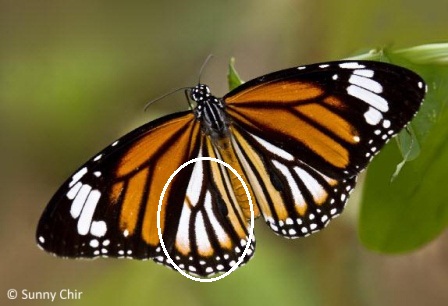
[[339, 62, 366, 69], [90, 220, 107, 237], [93, 154, 102, 162], [364, 107, 383, 125], [89, 239, 99, 248]]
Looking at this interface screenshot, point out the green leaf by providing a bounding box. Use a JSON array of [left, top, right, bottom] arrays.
[[390, 126, 421, 180], [227, 57, 244, 91], [358, 43, 448, 252], [359, 107, 448, 252]]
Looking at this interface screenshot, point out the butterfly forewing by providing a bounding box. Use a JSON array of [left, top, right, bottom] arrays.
[[225, 61, 426, 178], [37, 112, 200, 258]]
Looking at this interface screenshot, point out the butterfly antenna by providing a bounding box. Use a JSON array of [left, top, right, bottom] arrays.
[[198, 54, 214, 84], [143, 87, 191, 112]]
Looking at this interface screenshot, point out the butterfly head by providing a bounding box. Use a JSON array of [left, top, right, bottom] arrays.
[[190, 84, 212, 103]]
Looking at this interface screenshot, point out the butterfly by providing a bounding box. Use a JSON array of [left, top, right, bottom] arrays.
[[36, 60, 426, 277]]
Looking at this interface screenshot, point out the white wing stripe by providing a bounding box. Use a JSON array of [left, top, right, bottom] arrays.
[[204, 191, 229, 245], [77, 189, 100, 235], [349, 74, 383, 94], [347, 84, 389, 112], [272, 160, 305, 207], [185, 149, 204, 206], [251, 134, 294, 161], [67, 181, 82, 200], [176, 202, 192, 251], [69, 167, 87, 188], [294, 167, 325, 203], [354, 69, 374, 78], [195, 212, 212, 254], [71, 184, 91, 218]]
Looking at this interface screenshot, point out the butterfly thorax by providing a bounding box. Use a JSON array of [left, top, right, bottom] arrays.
[[190, 84, 229, 139]]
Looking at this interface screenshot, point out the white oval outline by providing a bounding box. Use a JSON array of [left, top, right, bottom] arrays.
[[157, 157, 254, 283]]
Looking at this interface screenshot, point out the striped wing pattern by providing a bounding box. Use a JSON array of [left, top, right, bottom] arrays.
[[230, 126, 357, 238], [165, 136, 254, 275]]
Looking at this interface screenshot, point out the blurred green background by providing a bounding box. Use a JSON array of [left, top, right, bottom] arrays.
[[1, 0, 447, 305]]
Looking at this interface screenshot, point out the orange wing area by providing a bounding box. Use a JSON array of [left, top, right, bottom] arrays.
[[225, 80, 359, 172], [111, 114, 200, 247], [209, 136, 260, 220]]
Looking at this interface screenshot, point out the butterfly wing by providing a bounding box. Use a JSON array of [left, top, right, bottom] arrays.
[[170, 136, 254, 275], [36, 111, 254, 276], [224, 60, 426, 237]]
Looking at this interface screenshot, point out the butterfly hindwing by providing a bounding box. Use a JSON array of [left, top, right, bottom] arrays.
[[229, 125, 357, 237], [163, 136, 254, 275]]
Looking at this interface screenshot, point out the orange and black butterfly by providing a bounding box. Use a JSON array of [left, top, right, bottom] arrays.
[[36, 60, 426, 276]]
